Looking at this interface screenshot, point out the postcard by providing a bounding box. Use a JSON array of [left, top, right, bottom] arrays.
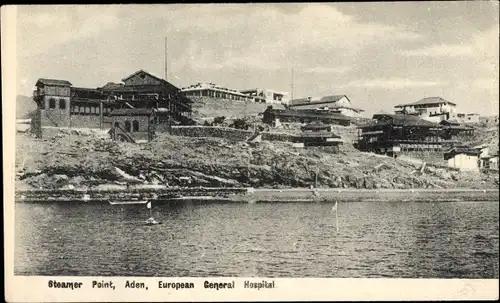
[[3, 3, 499, 302]]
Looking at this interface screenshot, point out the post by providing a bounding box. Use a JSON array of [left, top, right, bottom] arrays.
[[164, 37, 168, 81], [99, 101, 103, 129], [335, 205, 339, 233], [314, 169, 318, 188]]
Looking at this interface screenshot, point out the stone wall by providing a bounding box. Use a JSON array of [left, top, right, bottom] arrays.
[[169, 126, 253, 141], [70, 114, 103, 128], [397, 150, 445, 165], [260, 131, 294, 142]]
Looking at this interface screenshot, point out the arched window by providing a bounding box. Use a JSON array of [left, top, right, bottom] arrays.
[[125, 121, 132, 132], [79, 106, 85, 114], [59, 99, 66, 109], [96, 106, 100, 114], [91, 107, 95, 114], [85, 107, 91, 114], [73, 105, 79, 113], [49, 98, 56, 109], [132, 120, 139, 132]]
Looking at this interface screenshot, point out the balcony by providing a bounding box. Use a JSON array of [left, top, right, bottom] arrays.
[[33, 90, 44, 101]]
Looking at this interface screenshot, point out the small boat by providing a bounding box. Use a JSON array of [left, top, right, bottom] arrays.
[[145, 217, 162, 225], [144, 201, 162, 225]]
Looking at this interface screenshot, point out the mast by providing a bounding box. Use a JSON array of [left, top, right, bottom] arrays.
[[164, 37, 168, 81], [291, 67, 294, 101]]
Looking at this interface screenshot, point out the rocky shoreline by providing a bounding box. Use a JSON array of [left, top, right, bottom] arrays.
[[15, 187, 500, 203], [15, 120, 499, 200]]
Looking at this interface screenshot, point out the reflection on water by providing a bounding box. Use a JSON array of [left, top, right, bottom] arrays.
[[15, 201, 499, 278]]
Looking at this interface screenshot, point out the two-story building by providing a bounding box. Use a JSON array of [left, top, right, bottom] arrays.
[[394, 97, 457, 122], [239, 88, 290, 105], [32, 70, 194, 137], [356, 113, 443, 158], [287, 95, 364, 117], [180, 82, 255, 102]]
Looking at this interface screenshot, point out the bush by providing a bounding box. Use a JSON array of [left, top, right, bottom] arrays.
[[232, 118, 252, 130], [213, 116, 226, 126]]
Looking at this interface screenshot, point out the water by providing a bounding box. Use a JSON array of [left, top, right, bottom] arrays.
[[15, 201, 499, 278]]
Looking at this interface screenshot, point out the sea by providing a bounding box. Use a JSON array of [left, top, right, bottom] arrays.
[[14, 200, 499, 278]]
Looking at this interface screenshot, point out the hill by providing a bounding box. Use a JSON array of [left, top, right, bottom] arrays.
[[16, 95, 36, 119]]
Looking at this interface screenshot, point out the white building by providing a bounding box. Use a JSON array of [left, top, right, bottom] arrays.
[[394, 97, 457, 122], [444, 147, 480, 171], [239, 88, 290, 105], [287, 95, 364, 117], [181, 83, 254, 101]]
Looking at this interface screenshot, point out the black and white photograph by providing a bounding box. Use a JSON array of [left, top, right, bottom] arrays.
[[4, 2, 499, 301]]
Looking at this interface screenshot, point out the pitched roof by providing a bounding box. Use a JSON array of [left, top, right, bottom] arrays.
[[360, 114, 438, 128], [110, 108, 155, 116], [36, 78, 72, 86], [272, 109, 351, 120], [444, 146, 480, 158], [122, 69, 166, 84], [289, 95, 348, 107], [396, 97, 456, 107], [301, 122, 332, 131]]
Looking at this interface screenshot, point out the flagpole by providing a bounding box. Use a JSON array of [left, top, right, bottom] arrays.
[[335, 200, 339, 233]]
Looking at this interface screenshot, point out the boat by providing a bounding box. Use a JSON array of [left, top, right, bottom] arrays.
[[144, 201, 162, 225], [145, 217, 162, 225]]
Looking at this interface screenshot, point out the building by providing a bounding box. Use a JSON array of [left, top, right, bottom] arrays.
[[287, 95, 364, 117], [239, 88, 290, 104], [394, 97, 457, 122], [439, 119, 475, 142], [32, 70, 194, 137], [472, 144, 499, 169], [444, 146, 480, 171], [32, 79, 73, 128], [296, 122, 343, 147], [110, 108, 156, 143], [356, 113, 443, 157], [481, 154, 499, 170], [456, 113, 480, 124], [180, 83, 254, 101], [262, 106, 351, 127]]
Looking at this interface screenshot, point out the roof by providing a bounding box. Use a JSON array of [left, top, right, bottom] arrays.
[[122, 69, 167, 84], [36, 78, 72, 86], [396, 97, 456, 107], [301, 122, 332, 131], [272, 109, 351, 121], [289, 95, 348, 107], [440, 119, 461, 126], [444, 146, 480, 157], [110, 108, 155, 116], [360, 114, 439, 128]]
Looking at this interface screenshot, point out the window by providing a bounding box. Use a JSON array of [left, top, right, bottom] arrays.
[[80, 106, 85, 114], [114, 122, 120, 128], [59, 99, 66, 109], [125, 121, 132, 132], [85, 107, 91, 114], [73, 105, 79, 113], [91, 107, 95, 114], [132, 120, 139, 132], [49, 98, 56, 109]]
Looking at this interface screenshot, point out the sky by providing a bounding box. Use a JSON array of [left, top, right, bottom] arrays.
[[15, 3, 499, 116]]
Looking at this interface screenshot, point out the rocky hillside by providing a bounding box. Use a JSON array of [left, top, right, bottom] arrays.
[[16, 95, 36, 119], [15, 131, 499, 191]]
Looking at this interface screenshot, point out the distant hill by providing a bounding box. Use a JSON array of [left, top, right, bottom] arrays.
[[17, 95, 36, 119]]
